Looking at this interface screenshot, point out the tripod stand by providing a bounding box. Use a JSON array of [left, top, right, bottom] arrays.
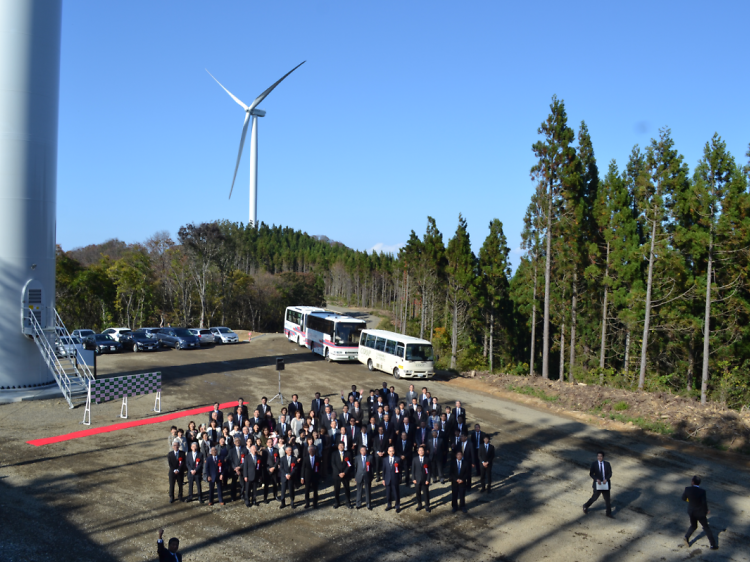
[[269, 357, 285, 406]]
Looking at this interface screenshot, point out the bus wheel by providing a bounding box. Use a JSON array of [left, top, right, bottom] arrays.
[[393, 367, 401, 379], [325, 348, 331, 362], [367, 359, 374, 371]]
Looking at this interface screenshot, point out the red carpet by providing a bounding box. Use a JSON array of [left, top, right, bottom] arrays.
[[26, 400, 237, 447]]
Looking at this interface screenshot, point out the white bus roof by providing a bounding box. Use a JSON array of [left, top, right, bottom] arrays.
[[360, 329, 432, 345], [309, 311, 366, 324], [287, 306, 326, 313]]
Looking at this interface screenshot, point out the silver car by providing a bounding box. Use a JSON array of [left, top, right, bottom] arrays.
[[189, 328, 215, 346], [210, 327, 239, 344], [55, 335, 81, 357]]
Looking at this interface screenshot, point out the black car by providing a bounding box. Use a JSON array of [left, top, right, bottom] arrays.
[[121, 330, 161, 352], [156, 327, 201, 350], [83, 333, 123, 355]]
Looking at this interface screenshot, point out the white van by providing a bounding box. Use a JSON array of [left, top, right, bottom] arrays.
[[358, 329, 435, 379]]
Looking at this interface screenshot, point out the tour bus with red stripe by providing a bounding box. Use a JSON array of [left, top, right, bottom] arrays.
[[284, 306, 325, 347], [306, 311, 366, 362]]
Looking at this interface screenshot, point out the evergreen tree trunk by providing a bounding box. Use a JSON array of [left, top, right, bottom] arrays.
[[483, 312, 488, 359], [451, 301, 458, 369], [569, 272, 578, 383], [599, 242, 610, 373], [403, 273, 409, 334], [430, 297, 435, 343], [701, 241, 713, 405], [530, 262, 538, 376], [542, 192, 553, 379], [687, 335, 695, 392], [559, 321, 565, 381], [489, 311, 494, 374], [638, 219, 658, 390]]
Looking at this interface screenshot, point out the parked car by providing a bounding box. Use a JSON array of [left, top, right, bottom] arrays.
[[55, 335, 81, 357], [139, 327, 162, 339], [83, 333, 123, 355], [72, 329, 95, 339], [210, 327, 239, 344], [157, 327, 201, 350], [189, 328, 215, 346], [102, 327, 133, 342], [122, 330, 160, 352]]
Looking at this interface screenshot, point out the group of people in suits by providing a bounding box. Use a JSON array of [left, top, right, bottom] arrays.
[[165, 385, 496, 513], [581, 452, 720, 550]]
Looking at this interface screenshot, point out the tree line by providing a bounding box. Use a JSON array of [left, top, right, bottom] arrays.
[[56, 96, 750, 408]]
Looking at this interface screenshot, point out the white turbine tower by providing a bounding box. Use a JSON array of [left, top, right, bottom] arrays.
[[207, 61, 305, 227]]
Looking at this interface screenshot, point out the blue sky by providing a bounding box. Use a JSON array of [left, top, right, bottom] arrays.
[[58, 1, 749, 268]]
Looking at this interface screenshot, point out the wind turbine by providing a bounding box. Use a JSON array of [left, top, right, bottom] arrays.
[[207, 61, 305, 226]]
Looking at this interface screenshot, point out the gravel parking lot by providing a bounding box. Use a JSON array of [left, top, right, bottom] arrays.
[[1, 333, 748, 562]]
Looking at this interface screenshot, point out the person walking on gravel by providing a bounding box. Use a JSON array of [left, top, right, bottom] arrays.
[[682, 476, 718, 550], [583, 451, 613, 518]]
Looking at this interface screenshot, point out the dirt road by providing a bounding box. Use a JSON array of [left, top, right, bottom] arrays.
[[0, 332, 748, 561]]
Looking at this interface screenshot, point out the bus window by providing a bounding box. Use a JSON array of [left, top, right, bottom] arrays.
[[335, 323, 363, 346], [395, 344, 405, 358], [384, 340, 396, 355], [365, 334, 377, 348], [375, 337, 386, 351], [406, 344, 434, 362]]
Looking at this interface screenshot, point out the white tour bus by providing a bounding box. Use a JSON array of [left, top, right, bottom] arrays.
[[306, 311, 366, 361], [358, 329, 435, 379], [284, 306, 325, 347]]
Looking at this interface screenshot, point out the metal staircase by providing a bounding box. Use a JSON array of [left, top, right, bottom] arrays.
[[26, 308, 94, 408]]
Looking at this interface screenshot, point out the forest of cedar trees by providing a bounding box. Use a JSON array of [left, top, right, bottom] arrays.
[[56, 97, 750, 410]]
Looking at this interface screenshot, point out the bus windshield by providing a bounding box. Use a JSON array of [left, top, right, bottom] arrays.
[[335, 323, 364, 346], [405, 344, 434, 362]]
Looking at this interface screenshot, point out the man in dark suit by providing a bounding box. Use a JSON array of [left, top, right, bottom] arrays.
[[357, 424, 372, 454], [278, 415, 290, 440], [456, 434, 475, 489], [227, 440, 244, 501], [379, 381, 390, 400], [279, 446, 298, 509], [262, 443, 279, 503], [185, 442, 203, 503], [427, 430, 446, 484], [400, 416, 415, 441], [351, 401, 364, 425], [382, 446, 401, 512], [157, 529, 182, 562], [250, 410, 263, 429], [242, 444, 260, 506], [354, 445, 373, 510], [208, 406, 223, 429], [478, 435, 495, 492], [387, 385, 399, 411], [582, 451, 613, 517], [300, 445, 321, 508], [682, 476, 718, 549], [257, 396, 271, 417], [373, 426, 388, 481], [395, 432, 414, 486], [331, 442, 353, 508], [288, 394, 304, 419], [236, 398, 249, 419], [415, 421, 430, 448], [223, 413, 236, 433], [311, 392, 323, 417], [412, 445, 431, 512], [381, 414, 395, 443], [450, 401, 466, 426], [471, 424, 487, 476], [450, 450, 471, 513], [413, 406, 428, 428], [167, 441, 185, 504], [206, 446, 224, 505]]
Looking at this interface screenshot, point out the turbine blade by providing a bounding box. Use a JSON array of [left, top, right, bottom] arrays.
[[229, 112, 251, 199], [247, 61, 306, 112], [206, 69, 248, 110]]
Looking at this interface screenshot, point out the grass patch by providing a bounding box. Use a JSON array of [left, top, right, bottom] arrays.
[[507, 384, 559, 402], [609, 413, 672, 435], [613, 401, 629, 411]]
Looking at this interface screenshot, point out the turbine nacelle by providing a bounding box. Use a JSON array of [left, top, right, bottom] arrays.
[[248, 108, 266, 117]]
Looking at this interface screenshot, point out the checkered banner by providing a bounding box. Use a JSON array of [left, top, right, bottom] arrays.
[[92, 372, 162, 404]]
